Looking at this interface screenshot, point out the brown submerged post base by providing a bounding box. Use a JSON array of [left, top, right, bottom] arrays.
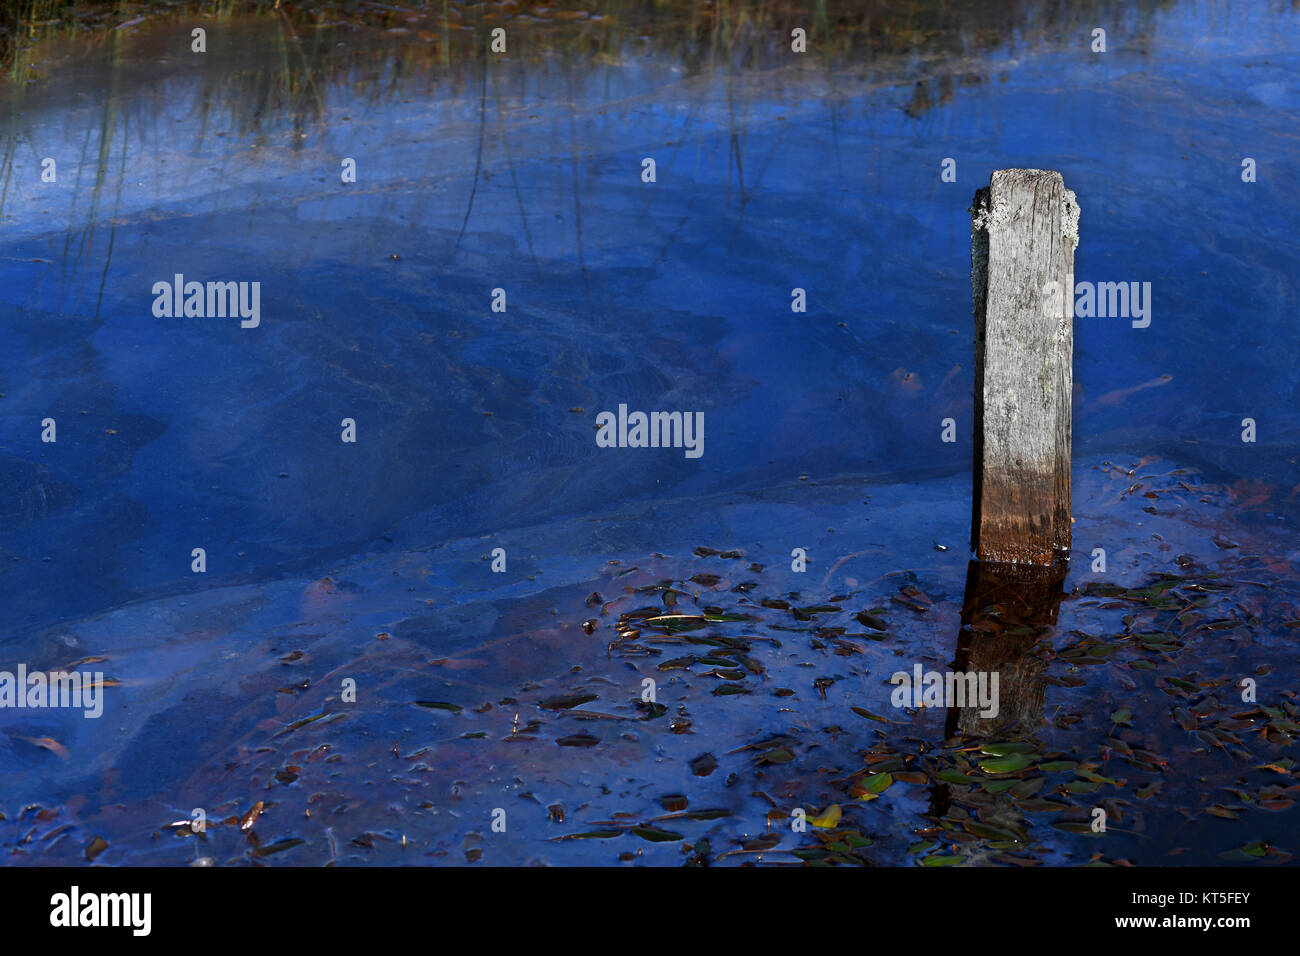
[[970, 169, 1078, 566], [945, 558, 1068, 738]]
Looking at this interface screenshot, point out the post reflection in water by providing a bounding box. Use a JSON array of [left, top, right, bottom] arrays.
[[946, 559, 1068, 740]]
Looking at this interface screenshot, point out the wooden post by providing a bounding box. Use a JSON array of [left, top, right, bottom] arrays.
[[970, 169, 1079, 566]]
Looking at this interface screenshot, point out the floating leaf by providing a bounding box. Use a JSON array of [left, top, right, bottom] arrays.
[[1053, 821, 1101, 835], [938, 769, 978, 785], [849, 773, 894, 801], [981, 742, 1038, 756], [415, 700, 463, 713], [85, 836, 109, 862], [978, 754, 1032, 774], [253, 838, 304, 857], [540, 693, 598, 710], [1075, 768, 1122, 787], [793, 848, 831, 862], [690, 753, 718, 777], [811, 805, 843, 828], [851, 706, 894, 723], [759, 747, 795, 765], [1017, 798, 1071, 813], [553, 829, 624, 841], [632, 826, 683, 843], [965, 821, 1024, 843]]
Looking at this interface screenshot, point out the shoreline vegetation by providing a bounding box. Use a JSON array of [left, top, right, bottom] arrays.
[[4, 0, 1177, 83]]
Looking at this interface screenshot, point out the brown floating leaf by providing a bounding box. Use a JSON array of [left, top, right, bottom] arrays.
[[254, 838, 303, 857], [690, 753, 718, 777], [85, 836, 109, 862], [240, 801, 264, 832], [632, 825, 683, 843], [540, 693, 598, 710]]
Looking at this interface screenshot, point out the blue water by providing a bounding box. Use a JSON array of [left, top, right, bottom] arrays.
[[0, 0, 1297, 865]]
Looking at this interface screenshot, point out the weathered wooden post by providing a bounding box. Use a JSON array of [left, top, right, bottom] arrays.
[[970, 169, 1079, 566], [939, 170, 1079, 738]]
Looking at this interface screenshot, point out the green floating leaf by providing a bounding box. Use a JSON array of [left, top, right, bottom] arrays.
[[1053, 821, 1101, 835], [644, 615, 707, 633], [1110, 707, 1133, 725], [1010, 777, 1045, 799], [981, 742, 1038, 757], [1076, 768, 1121, 787], [759, 747, 795, 765], [849, 773, 894, 800], [938, 769, 978, 785], [415, 701, 463, 713], [978, 754, 1033, 774], [922, 854, 964, 867], [842, 831, 873, 849], [793, 848, 831, 862], [1037, 760, 1077, 773]]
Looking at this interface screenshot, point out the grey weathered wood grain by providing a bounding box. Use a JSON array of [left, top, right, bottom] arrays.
[[970, 169, 1079, 565]]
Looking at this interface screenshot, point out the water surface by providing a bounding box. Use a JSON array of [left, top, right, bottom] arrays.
[[0, 0, 1297, 865]]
